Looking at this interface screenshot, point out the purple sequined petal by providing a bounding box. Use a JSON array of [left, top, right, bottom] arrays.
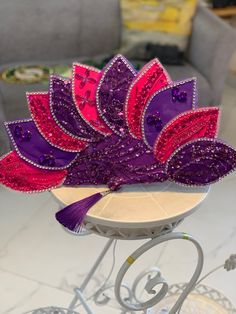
[[64, 134, 121, 186], [166, 139, 236, 186], [64, 133, 159, 186], [143, 78, 197, 148], [96, 55, 137, 136], [5, 120, 77, 169], [50, 76, 103, 142]]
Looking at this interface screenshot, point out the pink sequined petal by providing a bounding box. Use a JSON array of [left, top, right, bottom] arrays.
[[27, 92, 87, 152], [72, 63, 112, 135], [154, 107, 220, 163], [125, 59, 171, 139], [0, 151, 67, 192]]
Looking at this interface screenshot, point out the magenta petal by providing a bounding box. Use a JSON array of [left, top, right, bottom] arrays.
[[166, 138, 236, 186], [0, 151, 67, 192], [72, 63, 112, 135], [125, 58, 171, 139], [154, 107, 220, 163]]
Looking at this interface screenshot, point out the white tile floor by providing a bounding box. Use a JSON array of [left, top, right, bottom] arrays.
[[0, 81, 236, 313]]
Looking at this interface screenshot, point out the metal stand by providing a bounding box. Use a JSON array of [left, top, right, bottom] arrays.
[[27, 231, 236, 314], [68, 238, 114, 314], [28, 187, 236, 314], [66, 232, 204, 314]]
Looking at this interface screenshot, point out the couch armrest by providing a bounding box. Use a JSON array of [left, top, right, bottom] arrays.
[[186, 5, 236, 104]]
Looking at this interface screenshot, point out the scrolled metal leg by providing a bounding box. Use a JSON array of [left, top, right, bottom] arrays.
[[114, 232, 204, 313], [68, 238, 114, 313], [132, 267, 169, 305]]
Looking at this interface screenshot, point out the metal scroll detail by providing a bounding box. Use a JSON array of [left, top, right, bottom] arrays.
[[114, 232, 204, 312]]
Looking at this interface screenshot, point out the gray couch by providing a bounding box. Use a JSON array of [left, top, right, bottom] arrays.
[[0, 0, 235, 154]]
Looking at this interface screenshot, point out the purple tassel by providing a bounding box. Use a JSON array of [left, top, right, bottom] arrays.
[[55, 190, 111, 233]]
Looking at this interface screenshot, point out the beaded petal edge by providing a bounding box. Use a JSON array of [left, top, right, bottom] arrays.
[[165, 137, 236, 187]]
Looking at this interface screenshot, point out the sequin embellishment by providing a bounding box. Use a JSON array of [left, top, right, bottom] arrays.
[[125, 59, 171, 139], [0, 151, 67, 192], [50, 75, 103, 142], [96, 55, 137, 136], [142, 78, 197, 148], [14, 125, 32, 141], [166, 139, 236, 186], [64, 133, 166, 187], [28, 92, 87, 152], [154, 108, 220, 163]]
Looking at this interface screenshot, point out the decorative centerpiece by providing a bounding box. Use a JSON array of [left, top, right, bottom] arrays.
[[0, 55, 235, 233]]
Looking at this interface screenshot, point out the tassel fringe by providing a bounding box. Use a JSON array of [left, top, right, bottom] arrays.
[[55, 190, 112, 233]]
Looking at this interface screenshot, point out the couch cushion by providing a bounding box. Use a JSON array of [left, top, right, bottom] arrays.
[[120, 0, 197, 65], [0, 0, 120, 65], [166, 63, 213, 106]]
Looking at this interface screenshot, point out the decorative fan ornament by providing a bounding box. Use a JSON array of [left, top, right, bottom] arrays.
[[0, 55, 235, 232]]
